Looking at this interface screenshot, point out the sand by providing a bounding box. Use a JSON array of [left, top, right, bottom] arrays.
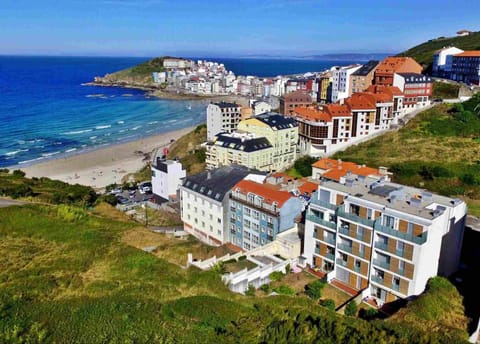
[[18, 127, 194, 191]]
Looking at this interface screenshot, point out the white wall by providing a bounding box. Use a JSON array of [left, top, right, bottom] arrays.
[[151, 160, 186, 200]]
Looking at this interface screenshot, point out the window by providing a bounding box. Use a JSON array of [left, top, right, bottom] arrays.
[[384, 215, 395, 229], [261, 226, 266, 233], [398, 260, 405, 272], [355, 259, 361, 270], [194, 207, 197, 213], [244, 207, 251, 216], [244, 220, 251, 228], [217, 218, 222, 224], [210, 225, 213, 232], [367, 208, 373, 220], [350, 204, 360, 216], [407, 222, 414, 235], [396, 241, 404, 254]]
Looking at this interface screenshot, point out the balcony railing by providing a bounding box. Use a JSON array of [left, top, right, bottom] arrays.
[[325, 253, 335, 261], [306, 212, 337, 230], [336, 205, 375, 228], [310, 197, 338, 211], [336, 258, 348, 267], [375, 242, 388, 251], [337, 243, 353, 254], [322, 236, 336, 245], [373, 259, 391, 270], [392, 283, 400, 291], [371, 275, 384, 285], [354, 265, 361, 273], [374, 221, 428, 245], [315, 247, 320, 255], [338, 226, 350, 236]]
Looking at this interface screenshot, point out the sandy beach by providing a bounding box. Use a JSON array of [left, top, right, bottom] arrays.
[[18, 127, 195, 191]]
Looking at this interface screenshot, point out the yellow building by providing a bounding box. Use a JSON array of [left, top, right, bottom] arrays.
[[237, 113, 298, 172], [205, 132, 274, 172]]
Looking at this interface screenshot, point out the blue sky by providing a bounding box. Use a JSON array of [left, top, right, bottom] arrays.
[[1, 0, 478, 57]]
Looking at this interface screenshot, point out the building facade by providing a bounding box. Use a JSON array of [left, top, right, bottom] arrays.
[[393, 73, 432, 112], [207, 102, 243, 140], [279, 90, 313, 115], [205, 132, 274, 172], [229, 179, 303, 250], [317, 72, 332, 103], [451, 51, 480, 86], [304, 163, 466, 305], [237, 113, 298, 171], [432, 47, 464, 78], [179, 166, 257, 246], [331, 64, 362, 103], [374, 57, 423, 87], [151, 157, 186, 202], [350, 60, 379, 95]]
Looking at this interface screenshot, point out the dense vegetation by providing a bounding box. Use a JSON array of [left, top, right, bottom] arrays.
[[167, 124, 207, 174], [100, 56, 169, 86], [432, 81, 460, 99], [0, 199, 469, 343], [333, 94, 480, 215], [0, 169, 97, 206], [398, 31, 480, 71]]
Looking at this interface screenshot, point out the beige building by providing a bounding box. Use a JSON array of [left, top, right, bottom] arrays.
[[237, 112, 298, 172], [205, 132, 274, 172]]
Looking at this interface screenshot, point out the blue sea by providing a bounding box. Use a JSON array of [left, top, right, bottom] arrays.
[[0, 56, 360, 168]]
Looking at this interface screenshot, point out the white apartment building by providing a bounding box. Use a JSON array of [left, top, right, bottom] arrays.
[[304, 163, 466, 305], [331, 64, 362, 103], [179, 166, 264, 246], [151, 157, 186, 202], [432, 47, 464, 77], [206, 102, 242, 140]]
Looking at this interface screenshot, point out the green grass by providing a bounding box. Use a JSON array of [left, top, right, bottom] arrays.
[[167, 123, 207, 174], [433, 81, 460, 99], [333, 94, 480, 216], [0, 203, 470, 342], [398, 31, 480, 70], [104, 56, 168, 86]]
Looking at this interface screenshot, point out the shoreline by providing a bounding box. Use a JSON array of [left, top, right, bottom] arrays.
[[84, 81, 249, 104], [17, 126, 196, 191]]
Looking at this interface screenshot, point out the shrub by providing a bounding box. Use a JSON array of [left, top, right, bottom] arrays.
[[56, 205, 87, 222], [273, 285, 295, 296], [293, 156, 317, 177], [12, 169, 26, 177], [0, 168, 9, 173], [260, 284, 270, 293], [305, 280, 325, 300], [269, 271, 284, 282], [359, 307, 379, 320], [211, 262, 225, 274], [238, 255, 247, 261], [320, 299, 335, 311], [98, 194, 118, 206], [245, 284, 256, 296], [345, 300, 358, 317]]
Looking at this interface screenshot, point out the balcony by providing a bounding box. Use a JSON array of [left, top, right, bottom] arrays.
[[306, 211, 337, 230], [315, 247, 320, 255], [392, 283, 400, 291], [374, 221, 428, 245], [337, 205, 374, 228], [325, 253, 335, 261], [322, 236, 336, 245], [375, 242, 388, 251], [336, 258, 348, 267], [371, 275, 384, 285], [310, 197, 338, 211], [337, 243, 353, 254], [354, 265, 361, 273], [373, 259, 391, 270], [338, 226, 350, 236]]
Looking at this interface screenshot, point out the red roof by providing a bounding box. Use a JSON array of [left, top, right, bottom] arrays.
[[367, 85, 403, 96], [323, 104, 351, 117], [233, 179, 292, 208], [344, 93, 376, 110], [293, 106, 331, 122], [312, 158, 382, 181], [454, 51, 480, 57], [297, 180, 319, 197]]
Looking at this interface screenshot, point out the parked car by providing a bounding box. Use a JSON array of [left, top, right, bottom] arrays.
[[138, 181, 152, 194], [109, 187, 123, 195]]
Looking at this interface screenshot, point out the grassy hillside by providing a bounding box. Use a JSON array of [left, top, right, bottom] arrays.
[[167, 123, 207, 174], [333, 94, 480, 215], [97, 56, 169, 86], [433, 81, 460, 99], [0, 197, 470, 343], [398, 31, 480, 71]]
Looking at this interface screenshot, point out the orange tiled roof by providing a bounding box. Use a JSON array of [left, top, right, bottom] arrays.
[[312, 158, 381, 181], [297, 180, 319, 197], [233, 179, 292, 207], [323, 104, 351, 117], [375, 57, 421, 74], [344, 93, 376, 110], [367, 85, 403, 96], [454, 51, 480, 57], [293, 106, 331, 122]]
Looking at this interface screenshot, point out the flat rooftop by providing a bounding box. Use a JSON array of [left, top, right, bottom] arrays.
[[320, 177, 463, 220]]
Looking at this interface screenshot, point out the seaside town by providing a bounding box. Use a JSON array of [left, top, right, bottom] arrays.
[[2, 11, 480, 340], [94, 40, 480, 334]]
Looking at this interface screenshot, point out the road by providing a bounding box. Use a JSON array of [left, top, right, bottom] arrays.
[[0, 198, 24, 208]]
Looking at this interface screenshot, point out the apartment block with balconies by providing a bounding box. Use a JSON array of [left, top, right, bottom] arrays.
[[304, 166, 466, 305]]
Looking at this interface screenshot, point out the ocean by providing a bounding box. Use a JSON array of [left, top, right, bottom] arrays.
[[0, 56, 360, 168]]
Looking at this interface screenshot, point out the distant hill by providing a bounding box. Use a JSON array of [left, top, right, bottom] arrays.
[[93, 56, 169, 87], [302, 53, 390, 61], [398, 31, 480, 72]]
